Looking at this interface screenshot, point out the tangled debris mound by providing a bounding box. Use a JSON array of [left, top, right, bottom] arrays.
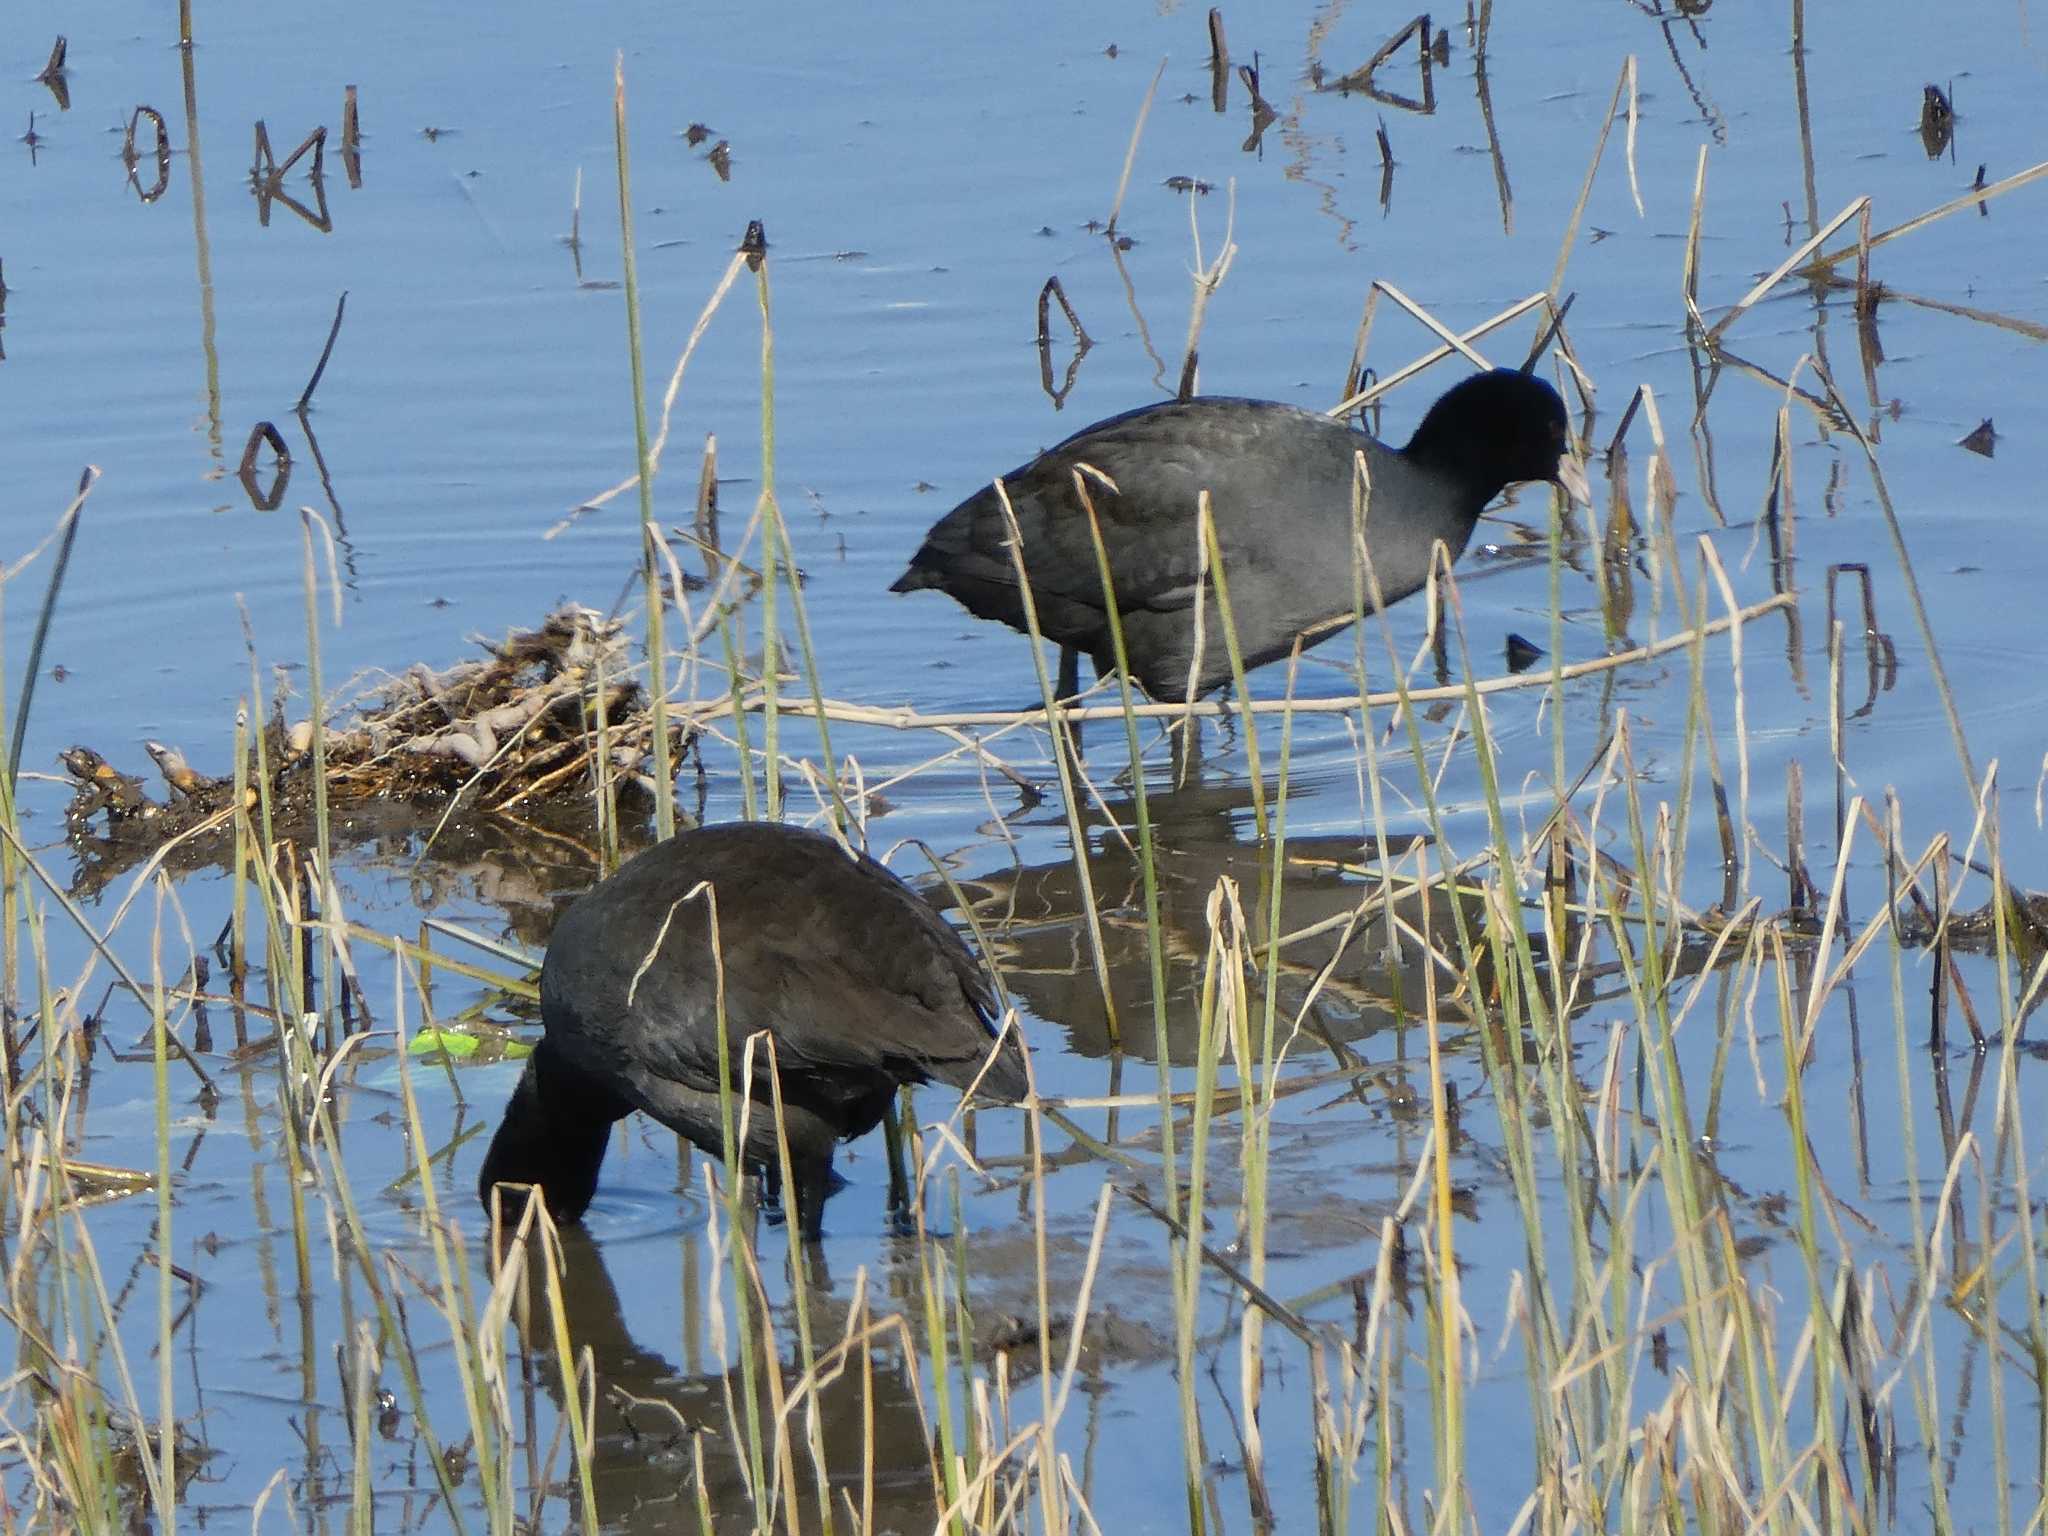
[[63, 608, 689, 858]]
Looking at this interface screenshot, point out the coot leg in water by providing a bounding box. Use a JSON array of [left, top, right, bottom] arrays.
[[892, 368, 1591, 701], [478, 822, 1028, 1238]]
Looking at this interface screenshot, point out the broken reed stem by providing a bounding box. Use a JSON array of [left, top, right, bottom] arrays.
[[1808, 157, 2048, 269], [550, 249, 750, 539], [755, 251, 782, 822], [8, 470, 96, 788], [1547, 57, 1638, 300], [613, 55, 673, 840], [1706, 196, 1868, 342], [1329, 292, 1548, 418], [298, 508, 340, 1042], [1178, 180, 1238, 395], [295, 291, 347, 413], [1372, 281, 1494, 369], [1106, 57, 1168, 231]]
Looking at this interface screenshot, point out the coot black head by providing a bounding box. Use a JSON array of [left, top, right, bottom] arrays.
[[477, 823, 1028, 1237], [1401, 368, 1588, 508], [891, 366, 1589, 701]]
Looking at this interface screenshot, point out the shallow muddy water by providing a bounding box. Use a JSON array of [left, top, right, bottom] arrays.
[[3, 0, 2046, 1530]]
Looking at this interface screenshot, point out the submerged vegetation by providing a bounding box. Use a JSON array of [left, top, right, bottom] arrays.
[[3, 5, 2046, 1536]]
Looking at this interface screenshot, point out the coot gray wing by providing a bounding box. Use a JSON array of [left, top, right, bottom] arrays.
[[542, 824, 1016, 1098], [892, 369, 1588, 702], [896, 399, 1356, 644], [481, 821, 1025, 1236]]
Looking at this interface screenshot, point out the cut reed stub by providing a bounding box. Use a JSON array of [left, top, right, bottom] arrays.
[[1207, 6, 1229, 111], [1504, 633, 1545, 674], [740, 218, 768, 271], [1957, 418, 1996, 457], [1918, 82, 1954, 160], [340, 85, 363, 188], [37, 36, 69, 110]]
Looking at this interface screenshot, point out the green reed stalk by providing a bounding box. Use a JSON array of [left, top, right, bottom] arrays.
[[770, 511, 846, 829], [49, 1158, 167, 1522], [302, 1085, 473, 1534], [1600, 739, 1729, 1533], [1537, 476, 1612, 1470], [1983, 793, 2020, 1535], [1077, 484, 1172, 1192], [719, 611, 760, 823], [753, 259, 782, 822], [613, 55, 673, 841], [1176, 883, 1235, 1536], [1446, 618, 1599, 1499], [1412, 864, 1463, 1527], [1546, 479, 1569, 801], [239, 803, 312, 1247], [1974, 1156, 2014, 1536], [393, 975, 504, 1519], [230, 703, 249, 978], [699, 895, 769, 1520], [591, 636, 619, 869], [1346, 459, 1404, 970], [732, 1226, 806, 1522], [348, 1317, 375, 1536], [535, 1219, 603, 1536], [991, 480, 1119, 1044], [1197, 500, 1265, 841], [760, 1043, 836, 1536], [1880, 802, 1951, 1532], [149, 881, 176, 1535], [1019, 1042, 1059, 1536], [917, 1192, 967, 1535], [8, 480, 88, 790], [1236, 650, 1300, 1527], [0, 579, 14, 1009], [241, 638, 290, 1024], [1373, 1303, 1395, 1536], [298, 511, 336, 1044], [22, 931, 161, 1525], [1350, 557, 1532, 1523], [947, 1170, 980, 1408]]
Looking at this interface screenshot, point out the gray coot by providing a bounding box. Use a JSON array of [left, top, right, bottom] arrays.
[[477, 822, 1028, 1237], [891, 368, 1591, 700]]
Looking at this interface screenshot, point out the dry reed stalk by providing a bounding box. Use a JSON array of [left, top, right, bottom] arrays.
[[549, 249, 752, 539], [1809, 157, 2048, 267], [690, 591, 1793, 731], [1106, 58, 1168, 231], [1705, 197, 1868, 343], [1546, 57, 1643, 301], [1330, 292, 1549, 417]]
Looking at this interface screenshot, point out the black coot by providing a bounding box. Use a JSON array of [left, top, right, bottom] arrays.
[[892, 368, 1590, 700], [477, 822, 1027, 1237]]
